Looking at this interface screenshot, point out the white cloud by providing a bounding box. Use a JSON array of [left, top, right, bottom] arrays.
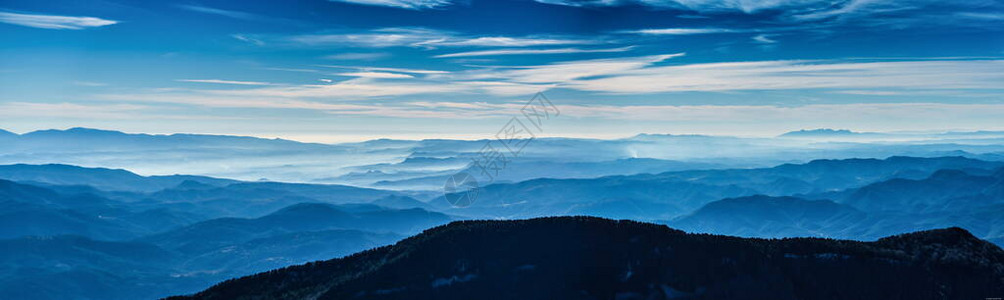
[[0, 12, 117, 30], [622, 28, 736, 35], [96, 90, 1004, 125], [289, 27, 597, 49], [329, 0, 452, 10], [177, 79, 272, 86], [323, 52, 390, 60], [534, 0, 810, 13], [106, 56, 1004, 120], [751, 34, 777, 44], [95, 91, 487, 119], [435, 46, 634, 58], [561, 59, 1004, 93], [456, 81, 554, 96], [540, 0, 1003, 31], [208, 78, 464, 99], [290, 28, 446, 47], [955, 12, 1004, 21], [433, 37, 597, 47], [232, 34, 265, 46], [317, 65, 450, 74], [262, 67, 322, 73], [178, 5, 263, 21], [453, 53, 685, 84], [407, 101, 514, 110], [336, 72, 415, 79]]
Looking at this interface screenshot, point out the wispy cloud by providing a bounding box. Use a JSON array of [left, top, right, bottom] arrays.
[[178, 5, 263, 21], [177, 79, 272, 86], [534, 0, 808, 13], [232, 34, 265, 46], [323, 52, 390, 60], [955, 12, 1004, 21], [751, 34, 777, 44], [0, 12, 117, 30], [433, 36, 597, 47], [562, 59, 1004, 93], [98, 92, 379, 112], [289, 28, 446, 47], [435, 46, 634, 58], [541, 0, 1003, 31], [289, 27, 598, 49], [207, 78, 464, 99], [453, 53, 686, 84], [329, 0, 452, 10], [622, 28, 735, 35], [317, 65, 450, 74], [105, 56, 1004, 121], [336, 72, 415, 79]]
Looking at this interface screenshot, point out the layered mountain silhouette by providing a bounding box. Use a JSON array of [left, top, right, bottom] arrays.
[[140, 202, 450, 254], [668, 166, 1004, 242], [0, 164, 236, 193], [669, 195, 867, 238], [169, 217, 1004, 300], [2, 155, 1004, 299], [839, 167, 1004, 213], [435, 156, 1004, 220], [779, 128, 863, 137], [5, 127, 1004, 186]]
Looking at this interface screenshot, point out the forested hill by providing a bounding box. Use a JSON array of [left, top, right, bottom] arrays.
[[170, 217, 1004, 300]]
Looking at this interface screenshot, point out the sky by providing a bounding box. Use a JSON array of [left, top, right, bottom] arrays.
[[0, 0, 1002, 143]]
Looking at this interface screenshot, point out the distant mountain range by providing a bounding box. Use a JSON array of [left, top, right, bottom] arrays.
[[0, 184, 448, 299], [0, 164, 236, 193], [434, 156, 1004, 220], [779, 128, 863, 137], [4, 127, 1004, 188], [2, 155, 1004, 299], [169, 217, 1004, 300], [667, 163, 1004, 241], [0, 165, 457, 299]]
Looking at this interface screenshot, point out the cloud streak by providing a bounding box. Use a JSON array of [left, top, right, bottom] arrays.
[[435, 46, 634, 58], [336, 72, 415, 79], [288, 28, 598, 49], [329, 0, 452, 10], [178, 5, 264, 21], [622, 28, 735, 35], [317, 65, 450, 74], [561, 59, 1004, 93], [177, 79, 272, 86], [0, 12, 117, 30], [148, 56, 1004, 106]]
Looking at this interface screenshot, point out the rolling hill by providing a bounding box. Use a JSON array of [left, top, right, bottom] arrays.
[[169, 217, 1004, 300]]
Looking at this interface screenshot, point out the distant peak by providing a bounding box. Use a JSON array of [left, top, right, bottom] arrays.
[[780, 128, 859, 137], [0, 128, 15, 136], [26, 127, 128, 136]]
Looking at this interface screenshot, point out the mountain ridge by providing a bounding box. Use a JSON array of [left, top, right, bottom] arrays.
[[168, 217, 1004, 300]]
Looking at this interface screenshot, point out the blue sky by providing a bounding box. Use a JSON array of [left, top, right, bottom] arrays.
[[1, 0, 1002, 142]]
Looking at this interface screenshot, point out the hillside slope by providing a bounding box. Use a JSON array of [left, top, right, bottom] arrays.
[[170, 217, 1004, 300]]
